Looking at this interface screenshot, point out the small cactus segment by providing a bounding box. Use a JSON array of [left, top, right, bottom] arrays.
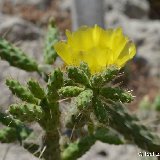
[[62, 128, 123, 160], [0, 38, 38, 72], [102, 66, 119, 83], [64, 79, 76, 86], [58, 86, 84, 98], [93, 98, 109, 123], [91, 66, 119, 87], [6, 79, 39, 104], [79, 62, 91, 78], [100, 87, 133, 103], [27, 79, 45, 99], [9, 103, 44, 122], [0, 112, 32, 141], [98, 101, 160, 152], [47, 69, 63, 101], [67, 66, 90, 87], [76, 89, 93, 109], [0, 127, 17, 143], [44, 20, 59, 64]]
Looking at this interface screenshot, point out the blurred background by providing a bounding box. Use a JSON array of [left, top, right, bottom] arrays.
[[0, 0, 160, 159]]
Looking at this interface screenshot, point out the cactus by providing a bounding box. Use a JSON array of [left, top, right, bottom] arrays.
[[6, 79, 39, 104], [0, 112, 32, 143], [0, 127, 17, 143], [43, 19, 59, 64], [58, 86, 85, 98], [0, 38, 38, 72], [27, 79, 45, 99], [62, 128, 123, 160], [1, 23, 160, 160], [9, 103, 44, 122]]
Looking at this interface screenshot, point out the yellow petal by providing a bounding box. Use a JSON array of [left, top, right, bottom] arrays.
[[54, 25, 136, 74], [116, 41, 136, 67], [54, 42, 72, 64]]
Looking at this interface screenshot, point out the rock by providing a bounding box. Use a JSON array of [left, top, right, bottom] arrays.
[[0, 14, 43, 42], [4, 0, 45, 6], [79, 142, 147, 160], [0, 143, 38, 160], [105, 11, 160, 76], [104, 0, 150, 19], [148, 0, 160, 19]]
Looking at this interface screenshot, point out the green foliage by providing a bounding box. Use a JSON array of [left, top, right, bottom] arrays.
[[0, 112, 32, 143], [91, 66, 119, 87], [100, 87, 133, 103], [93, 98, 109, 123], [9, 103, 44, 122], [62, 128, 123, 160], [0, 127, 17, 143], [58, 86, 85, 98], [6, 79, 39, 104], [102, 102, 160, 152], [47, 68, 63, 102], [44, 20, 59, 64], [75, 89, 93, 109], [27, 79, 45, 99], [0, 38, 38, 72], [79, 62, 91, 77], [67, 66, 91, 87]]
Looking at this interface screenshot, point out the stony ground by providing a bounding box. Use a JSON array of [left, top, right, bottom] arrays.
[[0, 0, 160, 160]]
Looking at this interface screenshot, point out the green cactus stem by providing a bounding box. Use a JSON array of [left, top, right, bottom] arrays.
[[94, 101, 160, 152], [61, 128, 123, 160], [76, 89, 93, 109], [58, 86, 85, 98], [100, 87, 133, 103], [6, 79, 39, 104], [79, 62, 91, 78], [67, 66, 91, 87], [0, 112, 32, 143], [0, 127, 17, 143], [0, 38, 38, 72], [44, 20, 59, 64], [91, 66, 119, 87], [9, 103, 44, 122], [27, 79, 45, 99]]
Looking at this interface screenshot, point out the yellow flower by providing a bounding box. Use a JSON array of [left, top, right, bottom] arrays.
[[54, 25, 136, 74]]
